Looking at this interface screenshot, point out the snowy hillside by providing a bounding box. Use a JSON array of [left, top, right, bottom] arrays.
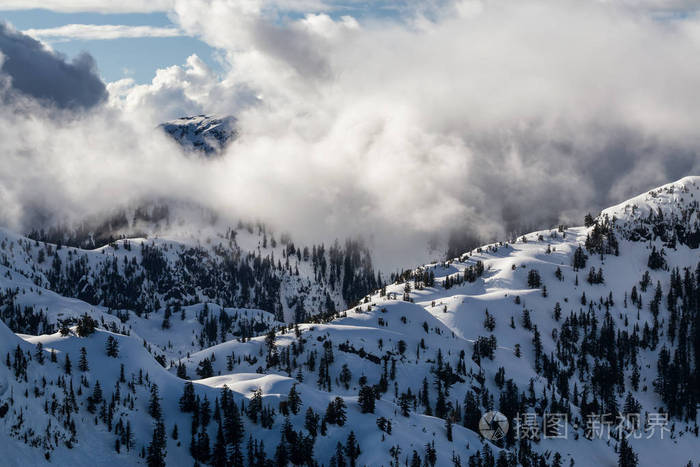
[[1, 221, 379, 346], [160, 115, 238, 155], [0, 176, 698, 466]]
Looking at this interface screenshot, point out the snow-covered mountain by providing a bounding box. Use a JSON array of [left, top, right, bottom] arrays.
[[0, 176, 698, 466], [160, 115, 237, 155]]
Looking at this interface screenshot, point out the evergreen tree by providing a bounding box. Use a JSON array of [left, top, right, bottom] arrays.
[[200, 395, 211, 427], [149, 384, 162, 420], [647, 246, 665, 270], [331, 442, 347, 467], [305, 407, 319, 438], [527, 269, 541, 288], [87, 380, 103, 414], [358, 385, 375, 413], [105, 336, 119, 358], [532, 326, 543, 372], [288, 383, 302, 415], [344, 431, 361, 467], [222, 387, 244, 448], [425, 442, 437, 467], [274, 438, 288, 467], [339, 364, 352, 389], [573, 245, 587, 271], [76, 314, 97, 337], [463, 391, 481, 432], [64, 354, 71, 375], [196, 429, 210, 463], [247, 387, 263, 423], [211, 423, 227, 467], [78, 347, 89, 372], [618, 437, 638, 467], [176, 361, 187, 379], [196, 358, 214, 378], [435, 382, 447, 419], [411, 451, 422, 467], [146, 421, 167, 467], [180, 381, 196, 412], [35, 342, 45, 365], [326, 397, 347, 426]]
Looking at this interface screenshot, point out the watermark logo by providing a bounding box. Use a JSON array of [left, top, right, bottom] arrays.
[[479, 411, 509, 441], [513, 412, 670, 440]]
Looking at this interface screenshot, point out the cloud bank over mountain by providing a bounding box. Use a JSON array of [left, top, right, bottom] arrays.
[[1, 0, 700, 267]]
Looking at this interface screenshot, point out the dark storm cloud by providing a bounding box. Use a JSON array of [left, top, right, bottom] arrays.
[[0, 22, 107, 110]]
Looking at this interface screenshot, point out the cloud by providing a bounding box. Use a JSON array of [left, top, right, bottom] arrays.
[[170, 1, 699, 208], [0, 22, 106, 110], [1, 0, 697, 15], [167, 0, 700, 257], [0, 0, 175, 13], [24, 24, 183, 42], [0, 0, 429, 14], [107, 54, 259, 123], [600, 0, 700, 12], [2, 0, 700, 270]]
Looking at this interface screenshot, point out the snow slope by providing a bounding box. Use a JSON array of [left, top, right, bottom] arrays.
[[0, 176, 698, 466]]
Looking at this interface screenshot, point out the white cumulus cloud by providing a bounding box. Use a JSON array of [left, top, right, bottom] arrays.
[[24, 24, 183, 41]]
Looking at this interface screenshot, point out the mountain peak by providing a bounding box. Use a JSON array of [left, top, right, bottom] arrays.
[[160, 114, 238, 155], [602, 176, 699, 221], [599, 176, 700, 248]]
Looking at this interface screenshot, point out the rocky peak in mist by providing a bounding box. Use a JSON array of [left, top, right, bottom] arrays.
[[160, 115, 237, 155]]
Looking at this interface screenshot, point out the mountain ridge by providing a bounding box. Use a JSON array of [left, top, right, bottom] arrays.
[[0, 175, 698, 466]]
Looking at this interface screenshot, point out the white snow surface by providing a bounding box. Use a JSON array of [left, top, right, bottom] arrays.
[[0, 176, 698, 466]]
